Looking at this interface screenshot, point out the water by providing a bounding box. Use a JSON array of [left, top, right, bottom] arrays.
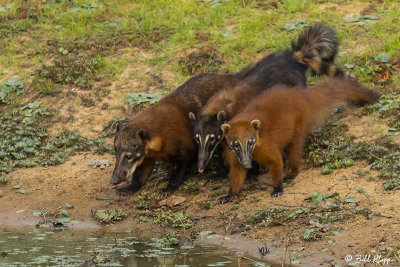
[[0, 229, 270, 266]]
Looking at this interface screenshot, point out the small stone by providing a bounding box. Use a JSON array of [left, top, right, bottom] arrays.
[[100, 165, 105, 169]]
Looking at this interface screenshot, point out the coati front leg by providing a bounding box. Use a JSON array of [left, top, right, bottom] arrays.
[[255, 146, 284, 197], [218, 151, 247, 204], [117, 159, 155, 196], [162, 158, 190, 194]]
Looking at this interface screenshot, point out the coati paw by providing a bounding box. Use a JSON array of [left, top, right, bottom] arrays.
[[116, 185, 136, 196], [161, 186, 179, 196], [270, 190, 283, 197], [217, 194, 233, 204]]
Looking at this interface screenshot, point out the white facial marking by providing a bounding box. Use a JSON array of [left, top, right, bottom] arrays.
[[204, 134, 209, 145], [136, 152, 141, 157], [126, 157, 144, 179]]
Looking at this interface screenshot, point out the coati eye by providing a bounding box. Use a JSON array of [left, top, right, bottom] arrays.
[[248, 139, 255, 146], [233, 141, 240, 150], [194, 134, 200, 142], [209, 134, 215, 142], [125, 153, 132, 160]]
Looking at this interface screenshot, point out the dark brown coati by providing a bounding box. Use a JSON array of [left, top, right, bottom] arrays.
[[220, 77, 379, 202], [188, 22, 340, 174], [110, 64, 259, 194]]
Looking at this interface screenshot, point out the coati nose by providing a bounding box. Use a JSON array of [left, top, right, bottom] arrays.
[[198, 168, 204, 173], [241, 161, 252, 169]]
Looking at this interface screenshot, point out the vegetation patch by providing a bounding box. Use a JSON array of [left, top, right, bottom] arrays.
[[243, 192, 368, 242], [35, 206, 74, 226], [92, 209, 127, 224], [138, 205, 194, 230], [0, 101, 112, 174], [33, 52, 105, 91], [150, 232, 181, 248], [178, 46, 223, 75]]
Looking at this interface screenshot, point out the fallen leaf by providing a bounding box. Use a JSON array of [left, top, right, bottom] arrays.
[[158, 195, 186, 207]]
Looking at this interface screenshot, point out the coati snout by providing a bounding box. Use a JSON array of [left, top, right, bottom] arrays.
[[189, 110, 226, 173], [221, 119, 260, 169], [110, 125, 148, 186]]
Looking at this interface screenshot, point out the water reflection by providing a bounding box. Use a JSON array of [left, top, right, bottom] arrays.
[[0, 229, 270, 266]]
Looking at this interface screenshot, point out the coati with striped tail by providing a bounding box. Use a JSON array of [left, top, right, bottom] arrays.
[[109, 64, 259, 195], [189, 22, 340, 174], [220, 77, 379, 202]]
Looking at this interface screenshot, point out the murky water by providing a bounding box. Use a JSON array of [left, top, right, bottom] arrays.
[[0, 229, 270, 266]]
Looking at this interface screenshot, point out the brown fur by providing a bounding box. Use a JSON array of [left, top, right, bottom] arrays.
[[111, 69, 258, 194], [221, 77, 379, 199]]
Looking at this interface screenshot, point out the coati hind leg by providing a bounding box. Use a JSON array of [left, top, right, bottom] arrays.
[[283, 137, 305, 181], [255, 146, 284, 197], [117, 159, 156, 196], [218, 151, 247, 204]]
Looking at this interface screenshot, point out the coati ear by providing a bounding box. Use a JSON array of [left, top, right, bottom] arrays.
[[108, 120, 127, 137], [137, 128, 150, 141], [188, 112, 196, 121], [221, 124, 231, 134], [251, 119, 261, 130], [217, 110, 226, 122]]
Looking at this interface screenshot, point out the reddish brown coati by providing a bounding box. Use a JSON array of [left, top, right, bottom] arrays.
[[219, 77, 379, 202], [189, 22, 341, 174], [109, 64, 258, 194]]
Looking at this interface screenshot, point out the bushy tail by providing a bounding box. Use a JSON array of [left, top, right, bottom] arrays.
[[307, 77, 379, 125], [292, 22, 339, 61], [291, 22, 344, 77]]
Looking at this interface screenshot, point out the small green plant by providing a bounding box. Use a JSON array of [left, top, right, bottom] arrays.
[[0, 175, 10, 185], [356, 188, 365, 194], [245, 206, 289, 225], [125, 93, 163, 106], [135, 191, 160, 210], [0, 77, 24, 104], [81, 96, 95, 107], [198, 200, 213, 209], [152, 232, 181, 248], [304, 192, 339, 205], [181, 182, 200, 195], [92, 209, 127, 224]]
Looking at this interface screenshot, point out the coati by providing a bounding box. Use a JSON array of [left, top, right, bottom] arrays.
[[110, 64, 259, 195], [189, 22, 340, 174], [220, 77, 379, 202]]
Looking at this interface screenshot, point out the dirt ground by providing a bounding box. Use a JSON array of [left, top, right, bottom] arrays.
[[1, 101, 400, 266]]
